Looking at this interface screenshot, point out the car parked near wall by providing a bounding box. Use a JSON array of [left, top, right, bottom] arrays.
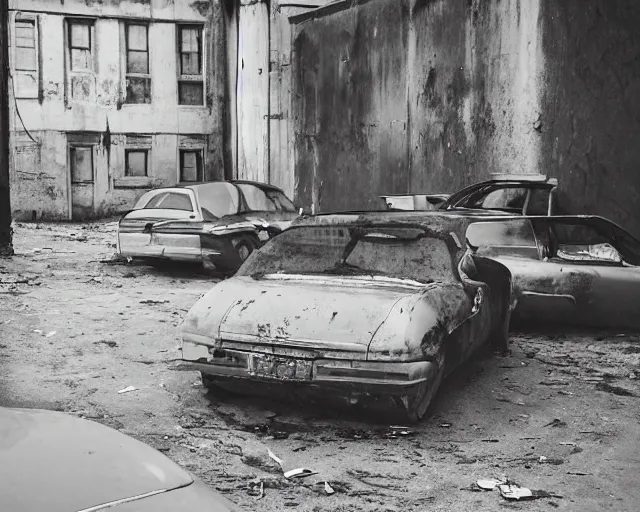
[[466, 215, 640, 329], [117, 180, 298, 272], [1, 407, 243, 512], [382, 174, 559, 215], [180, 211, 513, 421]]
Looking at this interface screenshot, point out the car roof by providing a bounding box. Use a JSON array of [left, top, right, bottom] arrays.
[[172, 180, 286, 193]]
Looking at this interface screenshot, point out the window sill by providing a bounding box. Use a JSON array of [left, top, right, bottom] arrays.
[[114, 177, 154, 189]]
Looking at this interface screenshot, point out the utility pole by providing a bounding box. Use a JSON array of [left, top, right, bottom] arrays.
[[0, 0, 13, 256]]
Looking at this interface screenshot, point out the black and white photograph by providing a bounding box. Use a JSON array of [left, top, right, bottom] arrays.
[[1, 1, 639, 511]]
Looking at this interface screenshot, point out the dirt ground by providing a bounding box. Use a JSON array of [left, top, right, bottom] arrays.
[[1, 221, 640, 512]]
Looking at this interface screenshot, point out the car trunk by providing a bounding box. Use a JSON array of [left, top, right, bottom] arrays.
[[208, 275, 419, 358]]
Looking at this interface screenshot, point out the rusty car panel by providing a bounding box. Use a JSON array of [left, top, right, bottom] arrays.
[[466, 215, 640, 329], [180, 212, 513, 421]]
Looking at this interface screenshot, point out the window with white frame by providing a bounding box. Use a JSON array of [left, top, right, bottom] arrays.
[[177, 25, 204, 105], [14, 17, 39, 99], [68, 20, 94, 71], [125, 23, 151, 104]]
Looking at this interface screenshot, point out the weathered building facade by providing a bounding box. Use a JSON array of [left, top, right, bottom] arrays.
[[289, 0, 640, 237], [8, 0, 225, 220]]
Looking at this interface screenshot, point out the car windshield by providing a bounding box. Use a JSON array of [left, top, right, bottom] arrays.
[[237, 224, 456, 284], [192, 183, 240, 220]]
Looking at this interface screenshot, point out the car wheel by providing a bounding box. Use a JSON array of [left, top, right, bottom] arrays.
[[232, 235, 258, 265]]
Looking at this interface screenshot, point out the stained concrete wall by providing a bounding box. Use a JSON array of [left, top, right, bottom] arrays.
[[8, 0, 224, 220], [540, 0, 640, 237], [291, 0, 545, 212]]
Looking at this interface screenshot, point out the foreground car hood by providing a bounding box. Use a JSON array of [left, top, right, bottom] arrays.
[[0, 407, 193, 512], [182, 275, 423, 354]]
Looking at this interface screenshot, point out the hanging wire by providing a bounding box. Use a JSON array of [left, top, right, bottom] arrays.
[[8, 71, 38, 144]]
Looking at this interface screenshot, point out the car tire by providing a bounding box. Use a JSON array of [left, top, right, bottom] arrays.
[[233, 235, 258, 265]]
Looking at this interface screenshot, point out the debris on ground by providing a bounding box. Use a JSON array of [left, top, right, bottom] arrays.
[[45, 331, 56, 338], [140, 299, 170, 305], [543, 418, 567, 428], [384, 425, 414, 438], [267, 448, 284, 470], [324, 481, 335, 495], [117, 385, 137, 394], [476, 478, 507, 490], [283, 468, 318, 479], [498, 483, 560, 501]]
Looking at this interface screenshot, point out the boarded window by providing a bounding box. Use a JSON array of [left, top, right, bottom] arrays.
[[15, 20, 37, 71], [69, 21, 92, 71], [179, 150, 203, 182], [70, 147, 94, 183], [125, 23, 151, 104], [125, 149, 148, 177], [177, 25, 204, 105]]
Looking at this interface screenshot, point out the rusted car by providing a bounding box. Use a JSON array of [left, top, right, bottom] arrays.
[[466, 215, 640, 329], [382, 174, 559, 215], [180, 212, 513, 421], [1, 406, 243, 511], [117, 181, 298, 272]]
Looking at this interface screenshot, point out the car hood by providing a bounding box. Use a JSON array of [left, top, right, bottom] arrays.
[[0, 407, 193, 512], [181, 275, 427, 356]]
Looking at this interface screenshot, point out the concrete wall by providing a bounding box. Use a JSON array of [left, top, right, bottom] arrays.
[[540, 0, 640, 237], [8, 0, 224, 220], [291, 0, 545, 212]]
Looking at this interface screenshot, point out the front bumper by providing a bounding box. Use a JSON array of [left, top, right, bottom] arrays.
[[181, 342, 437, 395]]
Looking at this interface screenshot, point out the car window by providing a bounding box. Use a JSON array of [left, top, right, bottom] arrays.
[[144, 192, 193, 211], [238, 184, 277, 212], [133, 190, 158, 209], [265, 190, 296, 212], [192, 183, 240, 220], [238, 225, 456, 284], [525, 188, 551, 215], [551, 223, 622, 263], [463, 186, 528, 211], [466, 220, 537, 248]]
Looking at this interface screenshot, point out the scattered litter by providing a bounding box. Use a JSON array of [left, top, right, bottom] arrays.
[[439, 423, 452, 428], [140, 299, 170, 305], [267, 448, 284, 470], [385, 425, 414, 438], [567, 471, 590, 476], [538, 456, 564, 465], [117, 385, 137, 394], [481, 439, 500, 443], [91, 276, 103, 283], [324, 481, 335, 495], [258, 481, 264, 499], [94, 340, 118, 348], [283, 468, 318, 480], [540, 379, 569, 386], [33, 329, 43, 334], [499, 484, 560, 501], [499, 484, 533, 500], [45, 331, 56, 338], [476, 478, 506, 490], [560, 442, 576, 446], [543, 418, 567, 428]]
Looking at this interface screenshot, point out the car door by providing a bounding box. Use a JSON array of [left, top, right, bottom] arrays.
[[534, 218, 640, 329]]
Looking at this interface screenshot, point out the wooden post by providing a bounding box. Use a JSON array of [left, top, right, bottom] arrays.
[[0, 0, 13, 256]]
